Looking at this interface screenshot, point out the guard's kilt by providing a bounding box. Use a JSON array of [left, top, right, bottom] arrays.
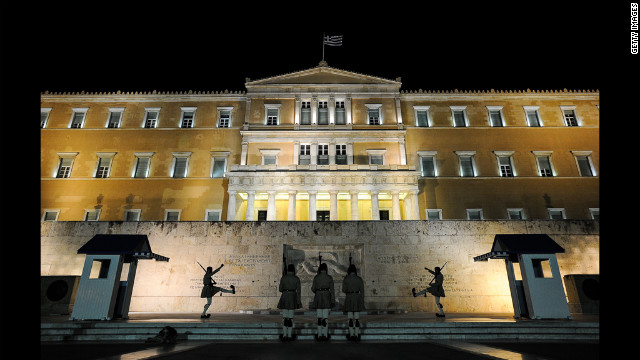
[[201, 284, 219, 298]]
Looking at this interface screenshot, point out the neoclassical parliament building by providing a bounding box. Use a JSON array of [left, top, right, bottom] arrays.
[[40, 62, 599, 223]]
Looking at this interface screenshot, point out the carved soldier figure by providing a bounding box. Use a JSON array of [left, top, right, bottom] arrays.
[[311, 262, 334, 340], [200, 264, 235, 319], [412, 266, 445, 317], [277, 264, 302, 341], [342, 264, 364, 341]]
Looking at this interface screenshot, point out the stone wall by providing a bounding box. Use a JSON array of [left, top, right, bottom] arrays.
[[40, 220, 599, 314]]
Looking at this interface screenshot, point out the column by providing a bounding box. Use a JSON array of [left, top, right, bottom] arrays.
[[347, 142, 354, 165], [245, 190, 255, 221], [294, 95, 301, 126], [288, 190, 297, 220], [329, 191, 338, 220], [350, 190, 359, 220], [391, 191, 401, 220], [403, 193, 413, 220], [398, 138, 407, 165], [329, 140, 336, 165], [267, 191, 276, 221], [293, 141, 300, 165], [395, 96, 403, 125], [241, 141, 248, 165], [227, 190, 237, 221], [410, 190, 420, 220], [243, 98, 251, 130], [328, 95, 335, 125], [345, 96, 352, 126], [311, 96, 318, 126], [310, 141, 318, 165], [371, 190, 380, 220], [308, 190, 317, 221]]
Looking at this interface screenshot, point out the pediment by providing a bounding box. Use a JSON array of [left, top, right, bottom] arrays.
[[245, 63, 401, 88]]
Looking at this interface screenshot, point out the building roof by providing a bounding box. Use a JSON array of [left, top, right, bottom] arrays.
[[474, 234, 565, 262], [77, 234, 169, 261]]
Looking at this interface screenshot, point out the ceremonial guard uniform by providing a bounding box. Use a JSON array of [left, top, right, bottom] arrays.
[[311, 263, 334, 340], [413, 266, 445, 317], [277, 264, 302, 341], [342, 264, 364, 340], [200, 264, 235, 319]]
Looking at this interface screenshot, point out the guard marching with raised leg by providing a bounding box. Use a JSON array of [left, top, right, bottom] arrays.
[[342, 263, 364, 341], [200, 263, 236, 319], [412, 264, 446, 318]]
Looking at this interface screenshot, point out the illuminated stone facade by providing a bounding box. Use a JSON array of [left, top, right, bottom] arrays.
[[40, 62, 599, 222]]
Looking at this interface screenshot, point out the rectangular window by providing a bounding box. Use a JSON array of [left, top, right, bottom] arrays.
[[42, 210, 59, 221], [379, 210, 390, 220], [576, 155, 594, 176], [70, 110, 87, 128], [299, 144, 311, 165], [508, 209, 524, 220], [206, 210, 221, 221], [84, 209, 100, 221], [56, 158, 74, 178], [416, 110, 429, 127], [165, 210, 181, 221], [534, 154, 554, 177], [563, 109, 578, 126], [266, 108, 279, 125], [211, 157, 227, 178], [95, 157, 112, 178], [41, 108, 52, 128], [368, 108, 380, 125], [317, 144, 329, 165], [467, 209, 483, 220], [107, 109, 123, 128], [134, 157, 151, 178], [452, 110, 466, 127], [181, 110, 195, 128], [524, 106, 542, 127], [459, 156, 475, 177], [487, 107, 504, 127], [218, 109, 231, 128], [335, 101, 345, 125], [173, 157, 189, 178], [263, 155, 277, 165], [335, 144, 347, 164], [498, 156, 514, 177], [301, 102, 311, 125], [144, 109, 159, 128], [124, 209, 141, 221], [589, 208, 600, 220], [426, 209, 441, 220], [318, 101, 328, 125], [548, 208, 566, 219], [316, 210, 330, 221], [370, 154, 384, 165], [421, 156, 436, 177], [532, 259, 553, 278], [257, 210, 268, 221]]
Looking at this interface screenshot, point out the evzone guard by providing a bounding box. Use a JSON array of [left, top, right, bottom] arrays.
[[342, 262, 364, 341], [277, 263, 302, 341], [199, 262, 235, 319], [412, 262, 446, 318], [311, 256, 335, 341]]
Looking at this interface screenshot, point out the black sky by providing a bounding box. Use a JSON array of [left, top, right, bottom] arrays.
[[31, 3, 626, 94]]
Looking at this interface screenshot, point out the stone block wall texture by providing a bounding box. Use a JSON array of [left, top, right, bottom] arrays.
[[40, 220, 599, 314]]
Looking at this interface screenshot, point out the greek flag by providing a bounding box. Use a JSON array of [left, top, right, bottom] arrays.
[[324, 35, 343, 46]]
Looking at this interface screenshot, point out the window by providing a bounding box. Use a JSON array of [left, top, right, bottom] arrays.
[[260, 149, 280, 166], [560, 106, 579, 126], [218, 107, 232, 128], [414, 106, 430, 127], [84, 209, 101, 221], [180, 107, 196, 128], [55, 153, 78, 178], [316, 210, 330, 221], [317, 144, 329, 165], [571, 151, 596, 176], [589, 208, 600, 220], [95, 153, 116, 178], [366, 149, 386, 165], [300, 101, 311, 125], [486, 106, 504, 127], [450, 106, 468, 127], [41, 108, 52, 128], [335, 101, 346, 125], [379, 210, 390, 220], [70, 108, 88, 128], [171, 152, 191, 178], [265, 104, 281, 125], [366, 104, 382, 125], [507, 209, 524, 220], [107, 108, 124, 128], [532, 258, 553, 278], [532, 151, 554, 177], [418, 151, 437, 177], [206, 209, 222, 221], [493, 151, 515, 177], [299, 144, 311, 165], [144, 108, 160, 128], [318, 101, 328, 125], [548, 208, 566, 219], [165, 210, 181, 221], [335, 144, 347, 164], [42, 210, 59, 221], [426, 209, 442, 220], [467, 209, 483, 220], [124, 209, 141, 221], [524, 106, 542, 127], [133, 152, 153, 178], [257, 210, 268, 221], [89, 259, 111, 279], [455, 151, 476, 177]]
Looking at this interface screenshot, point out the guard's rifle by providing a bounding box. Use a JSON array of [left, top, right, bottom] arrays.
[[318, 252, 323, 273], [283, 250, 287, 276], [349, 253, 352, 266], [427, 261, 448, 285], [197, 261, 217, 285]]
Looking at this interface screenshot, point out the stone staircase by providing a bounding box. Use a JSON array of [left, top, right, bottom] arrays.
[[41, 317, 598, 342]]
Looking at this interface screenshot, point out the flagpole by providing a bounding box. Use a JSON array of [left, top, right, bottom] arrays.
[[322, 32, 325, 62]]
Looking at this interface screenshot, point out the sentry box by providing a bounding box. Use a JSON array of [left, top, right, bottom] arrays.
[[70, 234, 169, 321], [474, 234, 571, 320]]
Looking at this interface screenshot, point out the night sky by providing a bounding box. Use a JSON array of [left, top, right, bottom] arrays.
[[31, 3, 625, 95]]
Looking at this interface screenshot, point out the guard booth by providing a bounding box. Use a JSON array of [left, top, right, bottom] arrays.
[[474, 234, 571, 320], [70, 234, 169, 321]]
